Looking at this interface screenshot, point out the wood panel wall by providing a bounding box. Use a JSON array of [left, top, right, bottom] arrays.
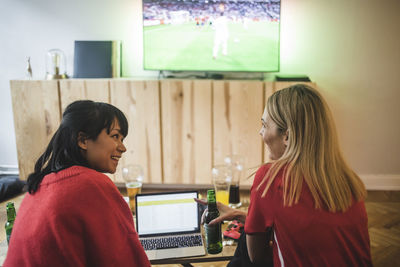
[[58, 79, 114, 180], [213, 81, 264, 186], [110, 80, 162, 184], [10, 79, 315, 185], [161, 80, 212, 184], [59, 79, 110, 112], [10, 80, 60, 180]]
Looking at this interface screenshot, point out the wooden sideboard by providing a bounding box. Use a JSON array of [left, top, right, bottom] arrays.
[[10, 79, 315, 185]]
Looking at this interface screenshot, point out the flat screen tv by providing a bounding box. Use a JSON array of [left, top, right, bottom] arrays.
[[143, 0, 280, 72]]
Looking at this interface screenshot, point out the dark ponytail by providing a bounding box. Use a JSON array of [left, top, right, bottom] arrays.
[[27, 100, 128, 194]]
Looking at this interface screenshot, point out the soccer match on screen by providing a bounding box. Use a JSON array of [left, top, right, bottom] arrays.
[[142, 0, 280, 72]]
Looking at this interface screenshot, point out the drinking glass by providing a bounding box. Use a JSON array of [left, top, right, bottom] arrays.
[[212, 165, 232, 205], [122, 164, 144, 214], [225, 155, 244, 208]]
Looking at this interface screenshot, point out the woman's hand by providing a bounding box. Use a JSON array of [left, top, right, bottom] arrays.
[[194, 198, 247, 225]]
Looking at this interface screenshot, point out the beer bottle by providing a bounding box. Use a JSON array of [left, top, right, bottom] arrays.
[[5, 202, 16, 245], [204, 189, 222, 254]]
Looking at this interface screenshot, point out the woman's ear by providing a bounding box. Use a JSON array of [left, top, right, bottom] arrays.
[[283, 130, 289, 146], [77, 132, 88, 150]]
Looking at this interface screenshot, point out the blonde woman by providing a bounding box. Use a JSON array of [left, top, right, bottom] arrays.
[[197, 84, 372, 266]]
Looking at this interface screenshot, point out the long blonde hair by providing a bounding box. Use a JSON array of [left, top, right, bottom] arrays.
[[257, 84, 366, 212]]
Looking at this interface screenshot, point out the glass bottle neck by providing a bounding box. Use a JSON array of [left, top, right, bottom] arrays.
[[6, 209, 15, 222]]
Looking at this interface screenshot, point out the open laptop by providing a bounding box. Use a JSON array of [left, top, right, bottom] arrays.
[[135, 191, 206, 261]]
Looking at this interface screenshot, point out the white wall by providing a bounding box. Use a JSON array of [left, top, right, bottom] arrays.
[[1, 0, 400, 188], [0, 0, 155, 167]]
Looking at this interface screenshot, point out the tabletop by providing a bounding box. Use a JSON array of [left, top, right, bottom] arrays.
[[0, 187, 250, 266], [149, 223, 240, 266]]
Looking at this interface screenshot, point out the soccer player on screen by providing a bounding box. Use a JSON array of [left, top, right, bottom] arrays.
[[212, 12, 229, 60]]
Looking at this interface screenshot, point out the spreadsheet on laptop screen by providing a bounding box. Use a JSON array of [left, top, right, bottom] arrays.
[[136, 192, 199, 235]]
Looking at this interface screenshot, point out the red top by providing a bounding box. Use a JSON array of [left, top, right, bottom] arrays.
[[4, 166, 150, 267], [245, 164, 372, 267]]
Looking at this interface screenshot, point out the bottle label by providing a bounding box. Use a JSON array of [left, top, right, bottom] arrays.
[[204, 223, 222, 245]]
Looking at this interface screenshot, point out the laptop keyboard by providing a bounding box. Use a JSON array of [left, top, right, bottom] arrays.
[[140, 234, 203, 250]]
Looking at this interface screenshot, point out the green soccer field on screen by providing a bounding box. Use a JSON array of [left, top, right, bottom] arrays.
[[144, 20, 279, 72], [142, 0, 281, 73]]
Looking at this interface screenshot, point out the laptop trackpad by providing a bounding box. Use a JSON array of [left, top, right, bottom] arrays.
[[155, 247, 205, 260]]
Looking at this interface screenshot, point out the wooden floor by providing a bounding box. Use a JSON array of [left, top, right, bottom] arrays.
[[154, 191, 400, 267], [365, 191, 400, 267]]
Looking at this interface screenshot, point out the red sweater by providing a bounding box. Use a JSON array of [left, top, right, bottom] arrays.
[[4, 166, 150, 267], [245, 164, 373, 267]]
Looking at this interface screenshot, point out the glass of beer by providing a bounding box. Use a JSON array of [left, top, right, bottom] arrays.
[[225, 155, 244, 208], [212, 165, 232, 206], [122, 164, 144, 215]]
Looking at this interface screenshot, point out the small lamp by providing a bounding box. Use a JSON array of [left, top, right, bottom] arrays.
[[45, 49, 68, 79]]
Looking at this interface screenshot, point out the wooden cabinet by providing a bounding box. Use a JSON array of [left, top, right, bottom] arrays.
[[213, 81, 264, 183], [10, 80, 60, 183], [160, 80, 213, 185], [10, 79, 315, 186], [110, 80, 162, 184]]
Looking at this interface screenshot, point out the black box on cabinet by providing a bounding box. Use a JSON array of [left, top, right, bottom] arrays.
[[275, 75, 311, 82], [73, 41, 121, 78]]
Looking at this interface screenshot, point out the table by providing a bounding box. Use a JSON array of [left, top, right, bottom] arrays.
[[140, 187, 249, 266], [150, 223, 238, 266], [0, 187, 249, 266], [151, 248, 235, 266]]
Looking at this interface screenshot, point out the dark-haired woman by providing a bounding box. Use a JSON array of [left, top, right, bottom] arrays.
[[4, 100, 150, 267]]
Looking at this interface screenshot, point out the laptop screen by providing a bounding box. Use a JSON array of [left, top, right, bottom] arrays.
[[136, 191, 200, 237]]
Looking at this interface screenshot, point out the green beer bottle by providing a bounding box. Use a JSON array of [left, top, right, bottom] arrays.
[[5, 202, 16, 245], [204, 189, 223, 254]]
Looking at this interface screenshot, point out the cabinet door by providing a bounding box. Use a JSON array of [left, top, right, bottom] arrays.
[[262, 82, 317, 163], [10, 80, 60, 180], [161, 80, 213, 184], [262, 82, 275, 163], [110, 80, 163, 184], [59, 79, 110, 112], [59, 79, 114, 180], [274, 81, 317, 92], [213, 80, 264, 186]]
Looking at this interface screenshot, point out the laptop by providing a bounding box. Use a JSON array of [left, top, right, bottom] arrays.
[[135, 191, 206, 261]]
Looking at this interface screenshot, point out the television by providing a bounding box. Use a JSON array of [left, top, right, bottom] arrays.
[[142, 0, 280, 72]]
